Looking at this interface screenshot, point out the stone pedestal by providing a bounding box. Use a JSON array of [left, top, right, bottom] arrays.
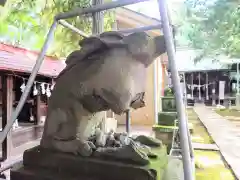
[[10, 146, 157, 180]]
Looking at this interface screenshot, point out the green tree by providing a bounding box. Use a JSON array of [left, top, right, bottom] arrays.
[[0, 0, 115, 58], [176, 0, 240, 59]]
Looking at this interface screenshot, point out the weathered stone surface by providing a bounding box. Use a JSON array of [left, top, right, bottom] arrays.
[[40, 31, 166, 157], [10, 146, 157, 180], [11, 162, 98, 180], [93, 140, 149, 165], [11, 31, 167, 180]]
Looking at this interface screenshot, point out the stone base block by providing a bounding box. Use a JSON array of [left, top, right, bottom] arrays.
[[11, 145, 157, 180]]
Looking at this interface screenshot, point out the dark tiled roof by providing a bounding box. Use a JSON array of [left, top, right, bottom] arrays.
[[0, 43, 66, 77], [175, 49, 230, 72]]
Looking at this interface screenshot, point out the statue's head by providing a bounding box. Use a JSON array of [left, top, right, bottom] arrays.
[[121, 32, 166, 110], [58, 31, 166, 114], [83, 31, 167, 113]]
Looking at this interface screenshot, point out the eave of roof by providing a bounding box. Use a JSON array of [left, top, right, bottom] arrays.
[[174, 49, 237, 72], [116, 7, 162, 36], [120, 7, 161, 23], [0, 43, 66, 77]]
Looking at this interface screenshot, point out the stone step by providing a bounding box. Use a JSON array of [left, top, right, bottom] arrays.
[[192, 143, 219, 151]]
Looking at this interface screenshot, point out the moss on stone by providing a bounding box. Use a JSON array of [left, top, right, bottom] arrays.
[[147, 146, 168, 180], [195, 150, 235, 180], [158, 112, 178, 126]]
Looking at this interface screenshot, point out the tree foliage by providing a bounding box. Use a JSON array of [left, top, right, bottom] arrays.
[[177, 0, 240, 58], [0, 0, 115, 58]]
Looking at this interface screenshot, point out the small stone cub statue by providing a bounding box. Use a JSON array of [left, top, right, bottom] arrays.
[[40, 31, 166, 163]]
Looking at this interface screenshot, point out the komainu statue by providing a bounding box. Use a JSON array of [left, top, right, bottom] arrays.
[[40, 31, 166, 165]]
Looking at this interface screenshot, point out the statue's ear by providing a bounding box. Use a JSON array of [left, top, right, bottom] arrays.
[[79, 31, 125, 48], [123, 32, 149, 55], [152, 35, 166, 59], [99, 31, 125, 40], [79, 36, 103, 48], [123, 32, 151, 66], [123, 32, 166, 67]]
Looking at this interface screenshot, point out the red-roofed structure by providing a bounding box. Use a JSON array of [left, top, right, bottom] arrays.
[[0, 43, 67, 161], [0, 43, 65, 77]]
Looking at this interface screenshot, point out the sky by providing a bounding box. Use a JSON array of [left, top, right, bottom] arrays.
[[125, 0, 184, 20]]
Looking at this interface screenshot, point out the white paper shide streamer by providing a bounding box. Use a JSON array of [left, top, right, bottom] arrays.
[[33, 82, 38, 96], [17, 75, 54, 97], [41, 83, 46, 95], [46, 84, 51, 97], [20, 79, 26, 92]]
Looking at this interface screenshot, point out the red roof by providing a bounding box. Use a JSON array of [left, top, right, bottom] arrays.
[[0, 43, 66, 77]]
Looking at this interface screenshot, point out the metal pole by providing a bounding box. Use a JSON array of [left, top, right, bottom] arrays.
[[55, 0, 149, 20], [183, 74, 195, 180], [59, 20, 89, 38], [0, 21, 58, 143], [153, 60, 158, 124], [117, 24, 162, 34], [157, 1, 194, 180], [92, 0, 105, 133], [92, 0, 104, 34], [126, 109, 130, 133], [185, 110, 195, 180], [111, 11, 118, 121]]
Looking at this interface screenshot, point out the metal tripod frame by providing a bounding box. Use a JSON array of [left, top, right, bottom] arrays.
[[0, 0, 194, 179]]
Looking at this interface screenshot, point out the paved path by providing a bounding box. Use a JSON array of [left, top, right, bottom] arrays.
[[194, 104, 240, 179], [1, 139, 40, 180]]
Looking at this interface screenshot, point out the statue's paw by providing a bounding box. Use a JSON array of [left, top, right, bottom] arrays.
[[87, 141, 96, 150], [74, 140, 96, 157]]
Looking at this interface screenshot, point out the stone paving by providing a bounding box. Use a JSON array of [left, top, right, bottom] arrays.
[[0, 139, 40, 180], [194, 104, 240, 180]]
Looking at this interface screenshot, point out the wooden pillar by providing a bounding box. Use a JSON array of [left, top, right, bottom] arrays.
[[206, 72, 209, 100], [212, 81, 216, 106], [33, 84, 41, 125], [1, 74, 13, 161], [182, 72, 187, 106], [198, 72, 201, 100], [191, 73, 194, 99], [237, 63, 240, 106]]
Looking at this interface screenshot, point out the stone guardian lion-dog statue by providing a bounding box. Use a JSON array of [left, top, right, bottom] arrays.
[[40, 31, 166, 159]]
